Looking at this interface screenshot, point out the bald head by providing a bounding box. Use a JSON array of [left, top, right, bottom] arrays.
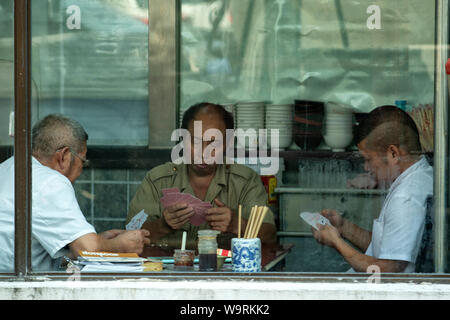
[[181, 102, 234, 131]]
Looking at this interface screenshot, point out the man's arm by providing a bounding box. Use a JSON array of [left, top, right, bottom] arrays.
[[140, 216, 174, 243], [334, 237, 408, 273], [314, 224, 408, 273], [321, 209, 371, 252], [127, 173, 175, 244], [68, 229, 150, 259], [340, 219, 372, 252]]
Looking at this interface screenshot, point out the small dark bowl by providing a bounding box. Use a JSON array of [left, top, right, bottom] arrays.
[[293, 127, 323, 150], [294, 100, 325, 113]]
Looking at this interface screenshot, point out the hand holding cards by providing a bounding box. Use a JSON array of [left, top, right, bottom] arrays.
[[300, 212, 331, 230], [160, 188, 212, 226]]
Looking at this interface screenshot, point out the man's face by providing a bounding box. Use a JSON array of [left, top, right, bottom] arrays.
[[187, 112, 226, 177], [66, 142, 87, 183], [357, 139, 400, 187]]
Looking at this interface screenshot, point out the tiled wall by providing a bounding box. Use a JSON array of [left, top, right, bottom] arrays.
[[74, 168, 148, 233]]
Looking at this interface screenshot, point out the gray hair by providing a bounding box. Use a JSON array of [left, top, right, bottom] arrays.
[[31, 114, 88, 160]]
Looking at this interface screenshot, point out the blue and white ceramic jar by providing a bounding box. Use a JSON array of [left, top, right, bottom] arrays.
[[231, 238, 261, 272]]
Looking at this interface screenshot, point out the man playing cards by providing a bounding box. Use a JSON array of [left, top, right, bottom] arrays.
[[312, 106, 433, 273], [126, 103, 277, 250]]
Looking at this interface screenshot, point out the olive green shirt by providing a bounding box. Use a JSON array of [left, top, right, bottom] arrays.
[[127, 163, 275, 249]]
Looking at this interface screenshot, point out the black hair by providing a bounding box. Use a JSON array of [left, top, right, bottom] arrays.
[[181, 102, 234, 130], [354, 105, 421, 152]]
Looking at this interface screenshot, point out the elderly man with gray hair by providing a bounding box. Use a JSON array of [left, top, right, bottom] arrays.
[[0, 114, 150, 272]]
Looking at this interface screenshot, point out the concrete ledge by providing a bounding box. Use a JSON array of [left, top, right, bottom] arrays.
[[1, 280, 450, 300]]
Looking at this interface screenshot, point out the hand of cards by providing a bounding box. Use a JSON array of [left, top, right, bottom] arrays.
[[300, 212, 331, 230], [160, 188, 212, 226]]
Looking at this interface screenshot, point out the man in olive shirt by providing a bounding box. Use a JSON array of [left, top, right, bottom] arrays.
[[127, 103, 277, 249]]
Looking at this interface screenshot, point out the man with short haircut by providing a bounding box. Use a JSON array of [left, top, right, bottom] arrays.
[[312, 105, 433, 273], [0, 114, 150, 272], [127, 102, 277, 250]]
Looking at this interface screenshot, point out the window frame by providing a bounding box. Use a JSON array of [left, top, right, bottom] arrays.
[[7, 0, 449, 282]]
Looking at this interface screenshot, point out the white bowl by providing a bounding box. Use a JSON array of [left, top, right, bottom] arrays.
[[237, 117, 264, 123], [237, 115, 264, 119], [324, 131, 352, 136], [324, 125, 353, 130], [236, 112, 263, 117], [266, 110, 292, 115], [266, 114, 292, 118], [266, 113, 292, 117], [237, 117, 264, 121], [325, 118, 352, 122], [266, 123, 293, 127], [325, 120, 353, 125], [237, 114, 264, 119], [324, 121, 353, 127], [323, 132, 353, 152], [325, 115, 353, 122], [266, 120, 292, 124], [265, 134, 292, 149], [325, 102, 354, 115], [265, 126, 292, 131]]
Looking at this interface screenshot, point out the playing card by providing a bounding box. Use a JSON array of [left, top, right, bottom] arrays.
[[190, 212, 206, 226], [160, 193, 181, 208], [160, 190, 212, 226], [126, 210, 148, 230], [299, 212, 331, 231], [162, 188, 180, 196]]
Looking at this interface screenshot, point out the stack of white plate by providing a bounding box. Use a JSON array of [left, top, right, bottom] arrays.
[[323, 102, 354, 152], [235, 101, 265, 150], [264, 104, 293, 149]]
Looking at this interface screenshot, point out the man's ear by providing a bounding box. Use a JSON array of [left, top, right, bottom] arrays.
[[387, 144, 401, 164], [53, 146, 71, 173]]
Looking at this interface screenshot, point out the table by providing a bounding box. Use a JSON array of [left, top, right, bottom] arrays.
[[140, 243, 294, 272]]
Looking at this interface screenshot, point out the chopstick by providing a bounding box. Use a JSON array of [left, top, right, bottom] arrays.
[[244, 205, 257, 238], [243, 205, 269, 239], [238, 205, 242, 238], [249, 206, 263, 238], [252, 206, 268, 238]]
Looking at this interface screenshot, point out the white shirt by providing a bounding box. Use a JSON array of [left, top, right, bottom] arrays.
[[0, 157, 96, 272], [364, 156, 433, 273]]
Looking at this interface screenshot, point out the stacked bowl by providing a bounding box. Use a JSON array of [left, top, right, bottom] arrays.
[[235, 101, 265, 150], [323, 102, 354, 152], [293, 100, 324, 150], [264, 104, 293, 150]]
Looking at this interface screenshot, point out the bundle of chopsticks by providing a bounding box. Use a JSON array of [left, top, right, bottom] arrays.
[[238, 205, 269, 239]]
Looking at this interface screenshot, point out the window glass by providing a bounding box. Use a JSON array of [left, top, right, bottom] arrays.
[[178, 0, 444, 274], [4, 0, 447, 276], [0, 1, 14, 146], [32, 0, 149, 146], [23, 0, 150, 274], [0, 0, 15, 274]]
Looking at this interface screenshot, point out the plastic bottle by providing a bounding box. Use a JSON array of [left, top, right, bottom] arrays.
[[197, 230, 219, 271]]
